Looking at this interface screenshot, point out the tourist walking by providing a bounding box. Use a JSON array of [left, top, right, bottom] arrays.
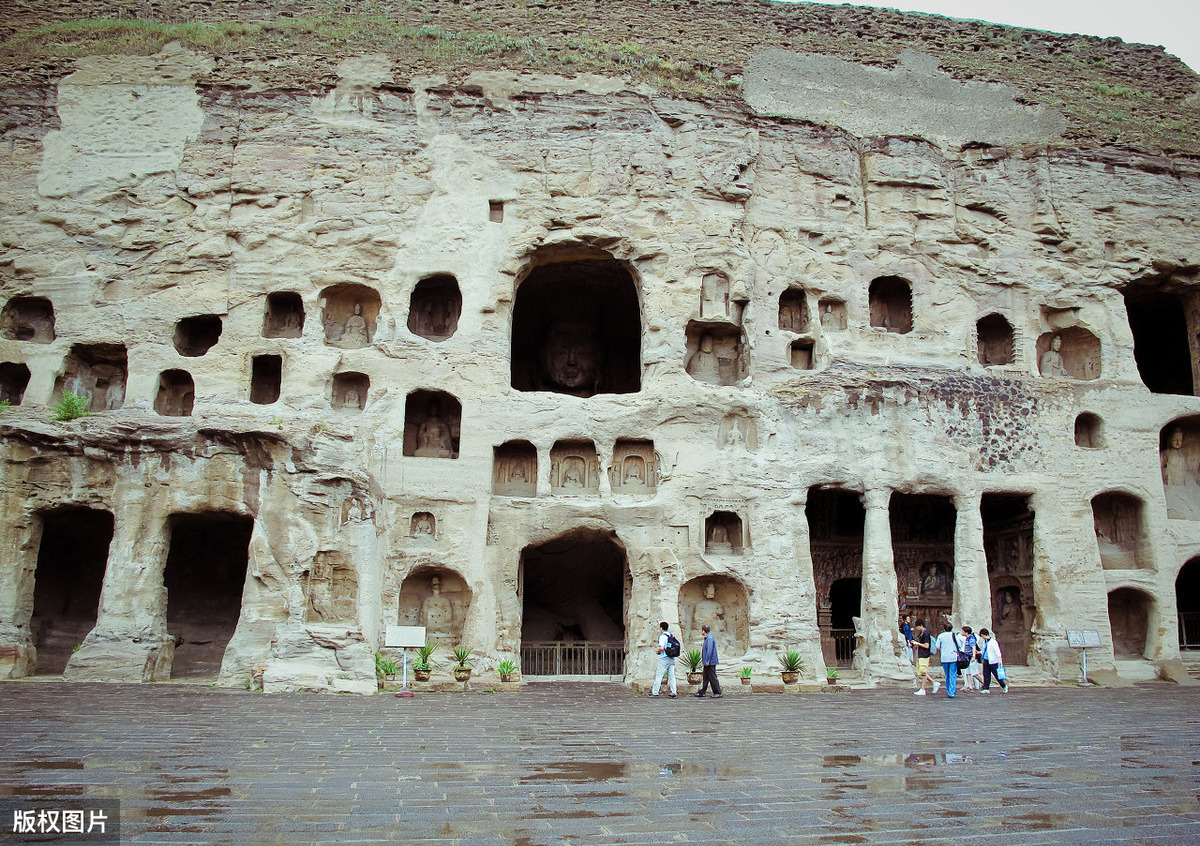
[[900, 614, 914, 663], [648, 621, 678, 698], [978, 628, 1009, 693], [932, 622, 960, 698], [694, 624, 723, 698], [960, 626, 982, 691], [912, 618, 940, 696]]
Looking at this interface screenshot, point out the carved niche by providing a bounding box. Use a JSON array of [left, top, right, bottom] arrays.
[[263, 292, 305, 338], [1037, 328, 1101, 380], [54, 344, 127, 411], [174, 315, 222, 357], [0, 362, 31, 405], [869, 276, 913, 334], [778, 288, 809, 333], [410, 511, 437, 540], [1161, 420, 1200, 520], [155, 369, 195, 417], [1, 296, 55, 343], [397, 569, 470, 644], [976, 313, 1015, 366], [1092, 492, 1147, 569], [408, 275, 462, 342], [332, 372, 369, 411], [493, 440, 537, 497], [818, 299, 847, 331], [1075, 413, 1103, 449], [610, 439, 656, 496], [304, 550, 358, 624], [685, 322, 747, 386], [550, 440, 600, 495], [678, 576, 749, 656], [403, 390, 461, 459], [700, 271, 731, 320], [320, 283, 381, 349], [704, 511, 744, 555]]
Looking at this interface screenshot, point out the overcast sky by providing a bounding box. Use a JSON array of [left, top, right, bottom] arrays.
[[803, 1, 1200, 72]]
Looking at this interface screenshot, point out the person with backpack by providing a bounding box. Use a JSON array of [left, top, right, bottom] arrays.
[[932, 622, 961, 698], [648, 621, 679, 698], [960, 626, 982, 692]]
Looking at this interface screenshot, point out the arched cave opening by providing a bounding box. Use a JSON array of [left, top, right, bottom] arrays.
[[510, 247, 641, 397], [408, 274, 462, 342], [1108, 587, 1152, 659], [869, 276, 913, 334], [976, 313, 1014, 366], [174, 315, 223, 357], [519, 529, 628, 676], [1, 296, 55, 343], [0, 362, 31, 405], [263, 292, 305, 338], [982, 493, 1035, 665], [164, 512, 253, 679], [155, 369, 195, 417], [807, 488, 865, 667], [31, 508, 114, 675]]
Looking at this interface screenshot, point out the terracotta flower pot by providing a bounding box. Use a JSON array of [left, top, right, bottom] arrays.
[[781, 671, 800, 684], [414, 669, 431, 682], [453, 667, 471, 682], [687, 672, 702, 685], [740, 677, 751, 685]]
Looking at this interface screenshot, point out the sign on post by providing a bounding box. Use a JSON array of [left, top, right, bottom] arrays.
[[1066, 629, 1102, 685], [385, 626, 427, 698]]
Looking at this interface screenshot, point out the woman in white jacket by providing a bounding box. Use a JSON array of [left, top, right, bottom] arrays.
[[977, 628, 1009, 693]]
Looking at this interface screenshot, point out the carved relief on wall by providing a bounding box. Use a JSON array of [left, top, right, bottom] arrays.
[[339, 496, 374, 527], [778, 288, 808, 333], [685, 322, 747, 386], [403, 390, 461, 459], [700, 271, 731, 320], [704, 511, 743, 555], [818, 299, 847, 331], [1161, 421, 1200, 520], [1, 296, 55, 343], [54, 343, 127, 412], [718, 414, 757, 451], [1091, 492, 1146, 569], [410, 511, 436, 540], [1036, 328, 1101, 380], [493, 440, 537, 497], [550, 440, 600, 495], [320, 284, 381, 349], [610, 439, 656, 495], [678, 576, 749, 655], [895, 547, 955, 626], [397, 569, 470, 644], [408, 275, 462, 342], [305, 550, 358, 624]]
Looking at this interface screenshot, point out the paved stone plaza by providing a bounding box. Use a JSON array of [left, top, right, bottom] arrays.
[[1, 680, 1198, 845]]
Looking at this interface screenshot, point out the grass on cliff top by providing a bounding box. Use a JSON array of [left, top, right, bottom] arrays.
[[1, 16, 739, 95]]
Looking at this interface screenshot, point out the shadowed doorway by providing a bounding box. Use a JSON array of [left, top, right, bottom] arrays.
[[519, 529, 629, 676]]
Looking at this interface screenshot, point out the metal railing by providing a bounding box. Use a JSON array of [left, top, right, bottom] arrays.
[[830, 628, 855, 667], [1180, 612, 1200, 649], [520, 641, 625, 676]]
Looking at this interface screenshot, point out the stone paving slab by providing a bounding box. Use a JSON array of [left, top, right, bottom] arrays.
[[0, 680, 1198, 845]]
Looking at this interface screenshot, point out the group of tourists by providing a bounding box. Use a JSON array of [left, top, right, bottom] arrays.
[[901, 614, 1009, 697], [647, 621, 724, 699]]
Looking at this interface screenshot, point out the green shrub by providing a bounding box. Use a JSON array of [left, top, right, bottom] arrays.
[[52, 391, 91, 422]]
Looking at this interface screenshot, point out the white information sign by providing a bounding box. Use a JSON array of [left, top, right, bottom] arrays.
[[386, 626, 427, 649], [1066, 630, 1102, 649]]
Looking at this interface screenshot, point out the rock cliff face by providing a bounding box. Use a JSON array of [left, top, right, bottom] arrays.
[[1, 3, 1198, 692]]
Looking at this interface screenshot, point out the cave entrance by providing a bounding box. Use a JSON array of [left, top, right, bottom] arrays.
[[31, 508, 113, 675], [982, 494, 1035, 665], [164, 512, 253, 679], [519, 529, 629, 677], [1123, 279, 1196, 396], [1177, 557, 1200, 650], [807, 488, 865, 668], [1108, 587, 1152, 659]]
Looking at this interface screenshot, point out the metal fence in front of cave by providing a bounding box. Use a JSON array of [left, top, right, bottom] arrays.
[[1180, 612, 1200, 649], [520, 641, 626, 676]]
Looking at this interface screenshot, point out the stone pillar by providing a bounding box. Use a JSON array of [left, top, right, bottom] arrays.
[[789, 489, 825, 679], [859, 487, 911, 682], [0, 509, 40, 677], [65, 481, 173, 683], [952, 491, 991, 632]]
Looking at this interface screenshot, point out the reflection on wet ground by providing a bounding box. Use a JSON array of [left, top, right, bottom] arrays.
[[1, 683, 1198, 844]]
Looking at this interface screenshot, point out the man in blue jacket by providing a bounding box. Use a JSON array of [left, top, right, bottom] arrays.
[[694, 624, 723, 698]]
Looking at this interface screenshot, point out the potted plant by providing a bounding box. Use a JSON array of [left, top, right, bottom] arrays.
[[779, 649, 802, 684], [452, 646, 472, 682], [497, 659, 517, 682], [739, 666, 753, 685], [826, 666, 839, 685], [683, 648, 703, 685], [375, 652, 398, 683], [413, 641, 437, 682]]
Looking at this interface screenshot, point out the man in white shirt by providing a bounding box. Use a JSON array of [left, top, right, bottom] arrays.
[[648, 621, 678, 698], [978, 628, 1009, 693], [932, 622, 961, 698]]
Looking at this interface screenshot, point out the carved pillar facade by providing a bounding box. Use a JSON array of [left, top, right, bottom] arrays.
[[790, 489, 825, 677], [952, 491, 991, 632], [65, 479, 173, 683], [860, 487, 912, 682]]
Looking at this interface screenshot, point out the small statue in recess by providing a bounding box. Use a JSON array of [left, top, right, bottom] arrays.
[[341, 303, 369, 348], [1039, 334, 1068, 378]]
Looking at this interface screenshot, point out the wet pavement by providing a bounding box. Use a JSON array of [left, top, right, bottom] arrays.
[[1, 679, 1198, 845]]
